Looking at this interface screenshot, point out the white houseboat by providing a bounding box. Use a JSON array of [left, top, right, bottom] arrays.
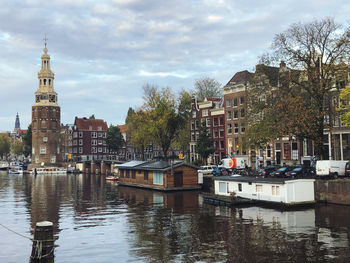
[[30, 167, 67, 175], [214, 176, 315, 206]]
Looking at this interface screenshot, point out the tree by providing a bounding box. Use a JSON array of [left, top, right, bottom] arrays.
[[11, 140, 24, 156], [23, 124, 32, 157], [89, 114, 95, 119], [106, 125, 124, 154], [143, 85, 180, 160], [256, 18, 350, 158], [194, 77, 222, 100], [0, 133, 10, 159], [339, 84, 350, 126], [196, 121, 215, 165]]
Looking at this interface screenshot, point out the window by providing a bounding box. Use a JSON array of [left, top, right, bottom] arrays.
[[73, 147, 77, 153], [98, 147, 102, 152], [79, 147, 83, 153], [195, 120, 199, 129], [191, 121, 195, 130], [241, 124, 245, 134], [144, 171, 149, 180], [234, 123, 239, 134], [206, 118, 211, 127], [91, 132, 97, 138], [40, 146, 46, 154], [79, 139, 83, 146], [98, 133, 103, 138], [126, 170, 130, 178], [219, 129, 224, 138], [132, 170, 136, 179], [227, 124, 232, 134], [219, 117, 224, 126], [240, 109, 245, 118], [267, 145, 271, 158], [227, 111, 232, 120], [192, 111, 197, 118], [73, 132, 78, 138], [226, 99, 231, 107], [89, 125, 92, 131], [191, 133, 195, 141], [153, 172, 163, 185], [213, 118, 218, 126], [120, 170, 124, 178], [240, 97, 244, 105], [238, 183, 242, 192], [234, 110, 238, 119], [256, 185, 263, 193], [272, 185, 280, 196], [91, 147, 97, 153], [98, 126, 102, 131], [43, 137, 48, 142], [283, 143, 291, 160], [233, 98, 238, 107], [219, 182, 228, 193], [214, 129, 218, 138], [79, 132, 83, 138], [220, 140, 225, 149], [50, 156, 56, 163], [202, 109, 209, 117], [35, 155, 39, 164]]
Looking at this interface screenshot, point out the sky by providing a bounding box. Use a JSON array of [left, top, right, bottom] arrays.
[[0, 0, 350, 132]]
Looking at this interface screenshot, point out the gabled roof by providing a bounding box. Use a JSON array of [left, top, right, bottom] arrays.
[[255, 64, 279, 87], [117, 124, 128, 134], [225, 70, 252, 87], [74, 117, 108, 131]]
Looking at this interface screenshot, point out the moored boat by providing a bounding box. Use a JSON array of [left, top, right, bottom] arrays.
[[106, 175, 119, 181], [30, 167, 67, 175], [8, 166, 24, 175]]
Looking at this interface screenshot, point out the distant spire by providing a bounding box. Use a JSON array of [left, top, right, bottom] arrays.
[[14, 112, 20, 132], [43, 33, 48, 54]]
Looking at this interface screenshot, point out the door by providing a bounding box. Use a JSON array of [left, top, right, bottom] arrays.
[[174, 171, 183, 187], [276, 152, 281, 165]]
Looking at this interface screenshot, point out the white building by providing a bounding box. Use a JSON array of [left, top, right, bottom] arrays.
[[214, 176, 315, 205]]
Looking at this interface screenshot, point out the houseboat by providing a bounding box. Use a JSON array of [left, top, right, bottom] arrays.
[[214, 176, 315, 207], [0, 161, 9, 170], [8, 166, 24, 175], [117, 160, 200, 191]]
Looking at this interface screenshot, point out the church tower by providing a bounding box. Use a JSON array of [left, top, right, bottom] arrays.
[[31, 39, 61, 166], [14, 112, 20, 133]]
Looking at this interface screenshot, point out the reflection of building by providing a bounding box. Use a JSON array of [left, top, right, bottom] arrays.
[[72, 117, 108, 161], [60, 124, 73, 161], [31, 41, 61, 166]]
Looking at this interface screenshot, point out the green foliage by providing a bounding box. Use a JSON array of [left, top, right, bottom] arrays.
[[11, 140, 24, 156], [196, 122, 215, 165], [0, 133, 10, 159], [23, 124, 32, 157], [106, 125, 124, 153], [89, 114, 95, 119], [194, 77, 222, 100]]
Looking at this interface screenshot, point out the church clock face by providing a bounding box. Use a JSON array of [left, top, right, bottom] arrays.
[[36, 95, 40, 103]]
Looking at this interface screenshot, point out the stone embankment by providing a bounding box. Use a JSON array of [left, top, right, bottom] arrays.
[[315, 179, 350, 205]]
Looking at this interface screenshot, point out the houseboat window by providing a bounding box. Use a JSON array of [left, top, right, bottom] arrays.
[[50, 156, 56, 163], [219, 182, 228, 193], [126, 170, 130, 178], [132, 170, 136, 179], [256, 184, 263, 193], [238, 183, 242, 192], [153, 172, 163, 185], [120, 170, 124, 178], [144, 171, 149, 180], [271, 185, 280, 196]]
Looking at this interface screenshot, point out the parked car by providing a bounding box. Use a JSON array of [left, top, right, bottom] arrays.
[[345, 162, 350, 177], [316, 160, 348, 178], [258, 165, 280, 177], [198, 165, 217, 175], [285, 167, 303, 178], [212, 167, 231, 176], [270, 165, 300, 178]]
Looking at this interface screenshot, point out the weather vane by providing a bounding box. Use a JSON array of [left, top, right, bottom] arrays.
[[43, 33, 48, 47]]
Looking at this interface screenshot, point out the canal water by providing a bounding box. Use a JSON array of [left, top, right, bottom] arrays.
[[1, 171, 350, 262]]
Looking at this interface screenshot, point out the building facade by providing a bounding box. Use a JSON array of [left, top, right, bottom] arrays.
[[31, 42, 61, 166], [189, 97, 225, 164], [72, 117, 108, 161]]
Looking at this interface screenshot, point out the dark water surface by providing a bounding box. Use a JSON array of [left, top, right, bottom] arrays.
[[1, 171, 350, 262]]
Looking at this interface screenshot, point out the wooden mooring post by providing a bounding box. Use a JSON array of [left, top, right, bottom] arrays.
[[30, 221, 54, 263]]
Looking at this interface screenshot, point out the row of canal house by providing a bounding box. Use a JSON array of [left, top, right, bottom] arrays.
[[192, 61, 350, 167]]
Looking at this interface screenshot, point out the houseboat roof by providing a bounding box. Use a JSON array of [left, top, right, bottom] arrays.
[[117, 160, 198, 172], [214, 176, 315, 184]]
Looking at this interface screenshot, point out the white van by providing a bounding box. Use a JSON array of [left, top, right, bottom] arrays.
[[316, 160, 348, 178]]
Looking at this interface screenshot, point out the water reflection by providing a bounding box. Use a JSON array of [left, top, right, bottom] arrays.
[[1, 171, 350, 262]]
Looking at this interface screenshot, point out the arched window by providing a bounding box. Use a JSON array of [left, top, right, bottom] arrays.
[[44, 79, 47, 85], [49, 79, 51, 85]]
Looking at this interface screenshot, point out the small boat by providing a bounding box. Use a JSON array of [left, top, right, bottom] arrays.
[[0, 161, 9, 170], [8, 166, 24, 175], [106, 175, 119, 181], [30, 167, 67, 175]]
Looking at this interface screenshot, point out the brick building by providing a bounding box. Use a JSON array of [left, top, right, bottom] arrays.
[[72, 117, 108, 161], [189, 97, 225, 164]]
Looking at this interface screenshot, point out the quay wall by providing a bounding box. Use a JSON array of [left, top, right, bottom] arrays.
[[315, 179, 350, 205]]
